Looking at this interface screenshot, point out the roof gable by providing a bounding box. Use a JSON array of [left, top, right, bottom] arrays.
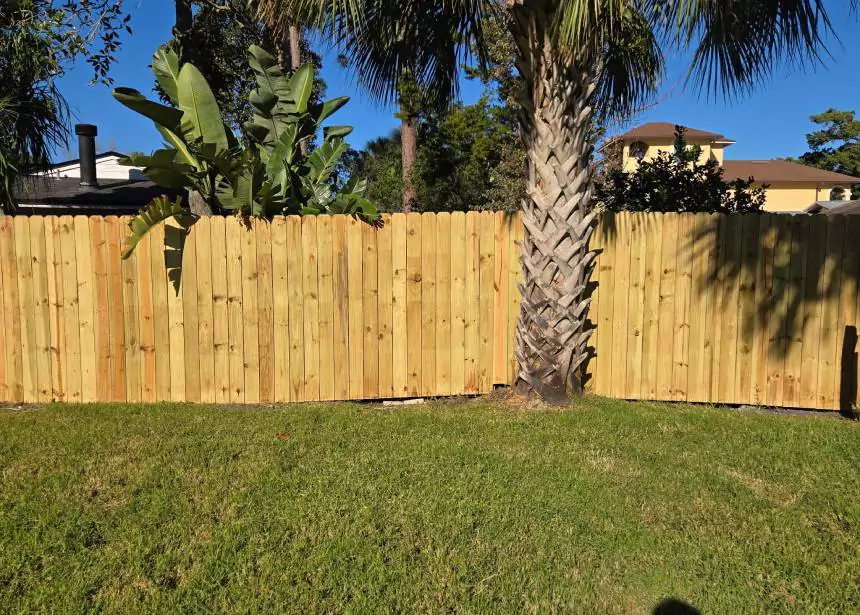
[[620, 122, 730, 143]]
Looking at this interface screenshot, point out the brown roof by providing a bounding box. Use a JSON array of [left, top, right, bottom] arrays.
[[620, 122, 729, 142], [722, 160, 860, 184]]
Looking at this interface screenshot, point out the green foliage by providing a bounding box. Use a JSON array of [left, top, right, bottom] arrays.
[[350, 97, 524, 213], [156, 1, 326, 135], [121, 195, 186, 259], [114, 46, 377, 256], [596, 127, 766, 213], [797, 108, 860, 199]]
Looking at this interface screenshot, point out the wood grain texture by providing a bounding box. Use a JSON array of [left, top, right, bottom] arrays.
[[271, 218, 290, 403], [405, 214, 422, 396], [195, 220, 217, 403], [449, 212, 467, 394], [285, 217, 305, 401], [59, 216, 82, 403], [255, 220, 275, 403], [361, 221, 378, 398], [316, 216, 336, 400], [224, 217, 244, 403], [0, 218, 23, 401], [435, 213, 452, 395], [240, 222, 260, 403], [421, 214, 437, 396], [376, 216, 394, 398], [209, 217, 230, 403], [332, 216, 350, 400], [29, 218, 52, 402]]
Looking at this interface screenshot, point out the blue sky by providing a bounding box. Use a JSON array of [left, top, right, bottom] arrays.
[[55, 0, 860, 162]]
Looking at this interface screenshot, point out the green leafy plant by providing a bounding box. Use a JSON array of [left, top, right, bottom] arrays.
[[113, 45, 376, 257]]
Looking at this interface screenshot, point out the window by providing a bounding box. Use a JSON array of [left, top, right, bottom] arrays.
[[629, 141, 648, 161]]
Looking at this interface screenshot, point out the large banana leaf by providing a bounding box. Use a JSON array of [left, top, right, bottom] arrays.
[[177, 64, 230, 151], [310, 97, 350, 125], [152, 48, 182, 105], [113, 88, 183, 132], [306, 138, 348, 185], [121, 195, 186, 260], [288, 64, 314, 114]]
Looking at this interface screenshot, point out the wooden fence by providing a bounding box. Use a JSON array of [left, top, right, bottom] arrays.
[[0, 211, 857, 411], [0, 212, 522, 405], [587, 212, 860, 412]]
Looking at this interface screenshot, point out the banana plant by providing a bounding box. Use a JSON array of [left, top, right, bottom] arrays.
[[113, 46, 377, 258]]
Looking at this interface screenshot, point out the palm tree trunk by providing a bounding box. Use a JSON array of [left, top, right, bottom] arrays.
[[174, 0, 194, 65], [289, 25, 302, 71], [400, 102, 418, 212], [509, 3, 598, 404]]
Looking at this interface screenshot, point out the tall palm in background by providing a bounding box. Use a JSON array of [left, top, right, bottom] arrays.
[[256, 0, 836, 403]]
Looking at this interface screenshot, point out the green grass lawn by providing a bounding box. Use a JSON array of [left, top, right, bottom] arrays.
[[1, 398, 858, 614]]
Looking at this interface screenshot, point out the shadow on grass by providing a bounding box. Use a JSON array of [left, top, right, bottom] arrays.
[[653, 598, 701, 615]]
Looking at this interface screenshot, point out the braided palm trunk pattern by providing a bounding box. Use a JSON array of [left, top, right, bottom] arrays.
[[509, 2, 598, 403]]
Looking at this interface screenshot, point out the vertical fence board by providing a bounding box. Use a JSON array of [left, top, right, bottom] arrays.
[[750, 217, 774, 406], [15, 217, 37, 402], [421, 214, 438, 395], [491, 211, 509, 385], [44, 218, 65, 401], [208, 218, 229, 403], [798, 216, 827, 408], [59, 216, 83, 403], [377, 217, 394, 398], [478, 212, 495, 393], [405, 215, 423, 396], [638, 214, 661, 399], [509, 217, 524, 384], [816, 217, 845, 410], [765, 216, 793, 407], [361, 221, 378, 398], [0, 218, 22, 401], [449, 212, 467, 394], [285, 217, 305, 401], [610, 214, 632, 399], [687, 215, 713, 402], [316, 216, 336, 401], [716, 216, 743, 403], [105, 218, 126, 401], [782, 218, 807, 407], [670, 215, 694, 401], [181, 224, 200, 403], [625, 215, 646, 399], [29, 218, 52, 402], [391, 214, 409, 397], [196, 220, 217, 404], [74, 217, 97, 403], [89, 218, 111, 402], [271, 218, 290, 403], [735, 216, 760, 404], [148, 224, 171, 402], [332, 216, 350, 400], [136, 231, 156, 403], [224, 217, 244, 402], [655, 214, 678, 400], [121, 220, 141, 403], [300, 216, 320, 401], [346, 217, 364, 398], [436, 214, 452, 395], [240, 224, 260, 404], [594, 213, 616, 396], [256, 220, 275, 403], [464, 213, 480, 393]]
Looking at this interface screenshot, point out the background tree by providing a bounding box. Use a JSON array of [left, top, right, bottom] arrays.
[[597, 127, 766, 213], [797, 108, 860, 199], [158, 0, 325, 135], [256, 0, 838, 404], [0, 0, 130, 211]]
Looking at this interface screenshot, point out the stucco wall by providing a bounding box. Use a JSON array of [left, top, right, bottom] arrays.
[[623, 140, 721, 172], [761, 184, 823, 212]]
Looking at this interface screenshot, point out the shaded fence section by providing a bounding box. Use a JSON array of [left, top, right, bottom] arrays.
[[0, 212, 522, 404], [1, 211, 858, 411], [588, 212, 860, 412]]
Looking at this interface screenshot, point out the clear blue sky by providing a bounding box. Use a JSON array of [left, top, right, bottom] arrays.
[[55, 0, 860, 162]]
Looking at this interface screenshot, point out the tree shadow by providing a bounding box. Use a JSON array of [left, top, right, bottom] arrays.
[[840, 325, 858, 417], [163, 215, 195, 295], [652, 598, 701, 615], [595, 211, 858, 363]]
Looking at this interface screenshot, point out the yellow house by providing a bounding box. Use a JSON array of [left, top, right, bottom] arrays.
[[619, 122, 860, 213]]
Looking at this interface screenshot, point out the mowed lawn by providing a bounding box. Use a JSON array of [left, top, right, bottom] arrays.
[[1, 398, 858, 614]]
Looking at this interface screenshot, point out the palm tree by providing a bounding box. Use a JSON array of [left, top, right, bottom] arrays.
[[256, 0, 836, 403]]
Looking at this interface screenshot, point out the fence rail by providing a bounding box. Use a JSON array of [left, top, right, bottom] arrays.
[[1, 211, 857, 411]]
